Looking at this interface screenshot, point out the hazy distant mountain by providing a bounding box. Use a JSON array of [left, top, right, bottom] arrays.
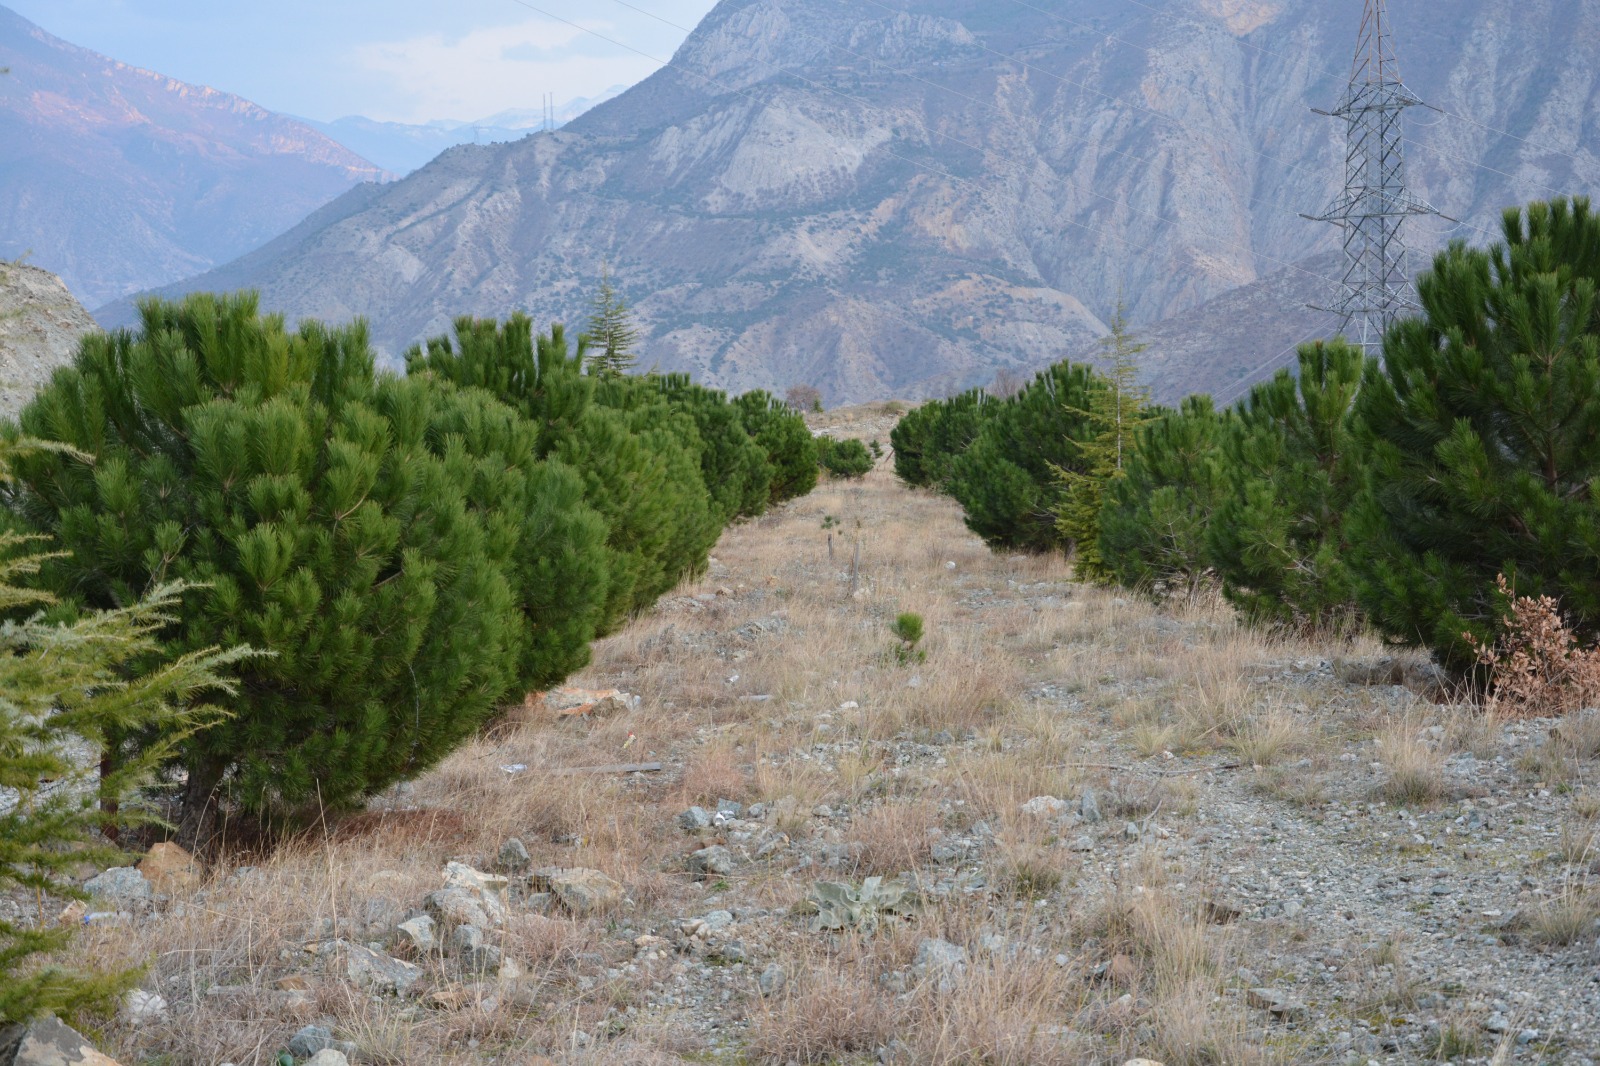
[[300, 90, 626, 175], [0, 3, 389, 307], [99, 0, 1600, 403]]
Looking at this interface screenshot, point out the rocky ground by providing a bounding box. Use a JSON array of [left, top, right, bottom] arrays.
[[20, 405, 1600, 1065]]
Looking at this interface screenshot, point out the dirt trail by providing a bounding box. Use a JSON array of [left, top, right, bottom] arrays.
[[69, 407, 1600, 1065]]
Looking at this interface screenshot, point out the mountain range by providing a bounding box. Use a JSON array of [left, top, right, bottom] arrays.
[[46, 1, 1600, 402], [0, 3, 388, 308], [296, 90, 627, 176]]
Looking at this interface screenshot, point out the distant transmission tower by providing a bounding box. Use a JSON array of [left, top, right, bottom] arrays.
[[1303, 0, 1444, 355]]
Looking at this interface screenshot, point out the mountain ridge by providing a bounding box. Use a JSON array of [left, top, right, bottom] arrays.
[[94, 0, 1600, 403], [0, 3, 391, 307]]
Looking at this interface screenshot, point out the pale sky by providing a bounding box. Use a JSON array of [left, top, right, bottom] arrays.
[[5, 0, 722, 123]]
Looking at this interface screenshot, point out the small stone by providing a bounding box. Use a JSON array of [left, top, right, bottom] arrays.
[[120, 989, 166, 1025], [496, 837, 531, 873], [448, 924, 483, 955], [396, 914, 435, 955], [758, 963, 787, 997], [688, 845, 735, 877], [532, 867, 625, 915], [698, 909, 735, 930], [138, 842, 200, 895], [463, 942, 504, 973], [1246, 987, 1288, 1010], [1279, 899, 1304, 919], [425, 887, 492, 930], [1079, 788, 1103, 824], [716, 798, 744, 818], [1123, 821, 1141, 840], [305, 1052, 349, 1066], [342, 941, 422, 995], [679, 806, 712, 830], [83, 867, 152, 908], [1068, 836, 1095, 852], [912, 937, 968, 983], [287, 1025, 333, 1058], [1122, 1060, 1167, 1066], [1020, 795, 1069, 819], [1484, 1013, 1511, 1034]]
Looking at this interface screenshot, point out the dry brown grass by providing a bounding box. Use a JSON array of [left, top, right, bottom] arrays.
[[1374, 712, 1449, 806]]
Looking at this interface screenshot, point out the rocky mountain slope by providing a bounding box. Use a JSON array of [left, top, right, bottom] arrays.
[[99, 0, 1600, 402], [0, 262, 94, 421], [0, 4, 389, 308]]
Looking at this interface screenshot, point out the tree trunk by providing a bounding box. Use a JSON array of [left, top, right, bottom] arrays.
[[174, 758, 226, 855]]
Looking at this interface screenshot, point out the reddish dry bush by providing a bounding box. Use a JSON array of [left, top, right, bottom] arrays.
[[1468, 575, 1600, 718]]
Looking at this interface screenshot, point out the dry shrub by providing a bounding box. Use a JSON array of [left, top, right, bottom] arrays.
[[1469, 575, 1600, 718], [898, 954, 1094, 1065], [1556, 708, 1600, 760], [1374, 715, 1448, 806], [745, 956, 902, 1063], [844, 798, 940, 876], [1521, 884, 1600, 946]]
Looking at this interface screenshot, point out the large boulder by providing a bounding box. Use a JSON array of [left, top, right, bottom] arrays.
[[0, 263, 94, 422], [0, 1015, 123, 1065]]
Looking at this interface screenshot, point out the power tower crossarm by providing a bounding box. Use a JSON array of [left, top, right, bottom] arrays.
[[1304, 0, 1444, 355]]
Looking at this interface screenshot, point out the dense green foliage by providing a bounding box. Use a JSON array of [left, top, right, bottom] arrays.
[[816, 436, 873, 479], [945, 362, 1104, 552], [5, 295, 557, 827], [890, 388, 990, 489], [735, 389, 819, 504], [1207, 339, 1367, 630], [1054, 310, 1157, 582], [1099, 395, 1229, 595], [1350, 197, 1600, 672], [0, 439, 248, 1021], [583, 267, 640, 377]]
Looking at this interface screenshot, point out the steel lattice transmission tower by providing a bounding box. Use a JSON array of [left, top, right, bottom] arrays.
[[1303, 0, 1443, 355]]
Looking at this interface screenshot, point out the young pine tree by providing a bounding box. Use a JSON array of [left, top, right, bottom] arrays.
[[1054, 308, 1155, 582], [583, 266, 640, 377], [0, 438, 249, 1023], [1207, 339, 1367, 631], [7, 294, 528, 838], [1099, 394, 1229, 597], [1350, 197, 1600, 674]]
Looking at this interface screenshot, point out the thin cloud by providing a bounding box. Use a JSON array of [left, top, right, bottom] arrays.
[[351, 17, 657, 122]]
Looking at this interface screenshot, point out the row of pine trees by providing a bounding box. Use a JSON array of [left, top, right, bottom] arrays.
[[0, 294, 820, 1020], [894, 197, 1600, 680]]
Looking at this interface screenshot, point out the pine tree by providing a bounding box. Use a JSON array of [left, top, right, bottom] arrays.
[[1054, 307, 1155, 582], [0, 437, 249, 1022], [1099, 394, 1229, 596], [945, 361, 1103, 552], [1207, 339, 1367, 631], [890, 389, 991, 490], [583, 267, 640, 377], [735, 390, 819, 504], [1350, 197, 1600, 674], [6, 294, 528, 837]]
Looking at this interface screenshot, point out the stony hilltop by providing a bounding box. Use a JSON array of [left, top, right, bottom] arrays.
[[99, 0, 1600, 403], [0, 262, 94, 421]]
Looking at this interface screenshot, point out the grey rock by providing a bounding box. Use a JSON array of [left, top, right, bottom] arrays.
[[83, 867, 152, 907], [532, 867, 625, 915], [395, 914, 435, 954], [1123, 821, 1142, 840], [119, 989, 166, 1024], [305, 1053, 349, 1066], [716, 798, 744, 818], [463, 942, 504, 973], [913, 937, 969, 978], [1078, 788, 1103, 824], [287, 1025, 334, 1058], [448, 924, 483, 955], [758, 962, 787, 997], [680, 806, 712, 830], [1068, 836, 1095, 852], [496, 837, 531, 873], [698, 909, 735, 930], [425, 887, 492, 930], [341, 941, 422, 995], [0, 265, 96, 423], [0, 1014, 124, 1065], [688, 845, 736, 877], [1484, 1013, 1511, 1034]]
